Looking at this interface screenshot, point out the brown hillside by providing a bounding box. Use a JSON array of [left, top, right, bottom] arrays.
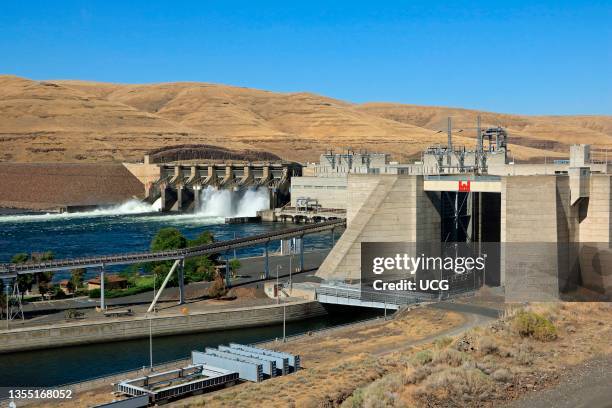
[[1, 75, 610, 163]]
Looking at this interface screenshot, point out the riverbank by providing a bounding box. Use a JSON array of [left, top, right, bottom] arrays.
[[0, 299, 326, 354], [33, 303, 474, 408]]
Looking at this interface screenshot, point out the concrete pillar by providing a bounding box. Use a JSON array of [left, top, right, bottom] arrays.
[[299, 235, 305, 272], [264, 241, 269, 279], [193, 185, 202, 211], [501, 175, 570, 301], [178, 258, 185, 305], [160, 185, 177, 212], [225, 254, 231, 288], [100, 265, 105, 311], [262, 166, 270, 180], [176, 186, 194, 211], [243, 165, 252, 180]]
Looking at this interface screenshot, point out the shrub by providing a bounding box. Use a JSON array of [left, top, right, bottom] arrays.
[[478, 336, 499, 355], [512, 311, 557, 341], [417, 367, 495, 402], [491, 368, 512, 382], [208, 276, 227, 298], [433, 336, 453, 349], [411, 350, 433, 366], [514, 343, 535, 366], [341, 388, 364, 408], [432, 348, 468, 367], [360, 373, 405, 408], [403, 366, 431, 384]]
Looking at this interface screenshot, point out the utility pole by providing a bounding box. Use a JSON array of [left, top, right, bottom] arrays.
[[476, 115, 482, 173], [447, 117, 453, 168]]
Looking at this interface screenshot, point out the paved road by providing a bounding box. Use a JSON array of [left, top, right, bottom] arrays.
[[503, 355, 612, 408], [21, 250, 329, 313]]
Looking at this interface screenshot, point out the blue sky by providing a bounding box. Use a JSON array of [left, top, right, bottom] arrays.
[[1, 1, 610, 115]]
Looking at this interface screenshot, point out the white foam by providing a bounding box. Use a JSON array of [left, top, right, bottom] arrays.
[[0, 199, 160, 223], [198, 186, 269, 217]]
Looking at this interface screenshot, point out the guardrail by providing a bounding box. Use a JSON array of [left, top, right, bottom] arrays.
[[316, 285, 435, 308], [0, 219, 346, 277]]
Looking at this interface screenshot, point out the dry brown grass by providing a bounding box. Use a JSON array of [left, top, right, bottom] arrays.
[[344, 302, 612, 408], [1, 75, 611, 163], [168, 307, 464, 408]]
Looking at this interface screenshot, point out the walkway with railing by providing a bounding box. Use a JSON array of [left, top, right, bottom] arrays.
[[0, 219, 346, 277]]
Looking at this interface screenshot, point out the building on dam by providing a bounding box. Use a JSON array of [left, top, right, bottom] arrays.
[[308, 134, 611, 301]]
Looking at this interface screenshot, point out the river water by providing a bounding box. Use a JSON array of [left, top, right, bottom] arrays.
[[0, 305, 382, 387], [0, 199, 339, 279], [0, 197, 354, 388]]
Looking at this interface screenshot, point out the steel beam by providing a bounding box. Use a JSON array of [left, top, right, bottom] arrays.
[[299, 235, 304, 272], [147, 259, 180, 313], [100, 265, 105, 311], [264, 241, 269, 279], [0, 219, 345, 276], [178, 258, 185, 305]]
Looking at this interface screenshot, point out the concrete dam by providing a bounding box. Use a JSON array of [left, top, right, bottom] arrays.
[[144, 161, 302, 213]]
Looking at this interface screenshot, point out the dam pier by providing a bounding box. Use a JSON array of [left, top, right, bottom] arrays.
[[141, 158, 302, 213]]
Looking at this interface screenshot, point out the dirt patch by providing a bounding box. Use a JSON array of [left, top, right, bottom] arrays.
[[169, 306, 465, 408], [343, 302, 612, 408]]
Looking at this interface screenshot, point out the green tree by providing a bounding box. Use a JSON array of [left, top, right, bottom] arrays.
[[11, 253, 29, 264], [151, 228, 188, 252], [185, 256, 215, 283], [149, 228, 188, 285], [12, 254, 33, 298], [16, 274, 33, 300], [188, 231, 214, 247], [70, 268, 86, 290], [229, 259, 241, 278]]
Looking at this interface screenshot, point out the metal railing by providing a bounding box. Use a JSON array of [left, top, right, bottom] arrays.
[[316, 285, 435, 307], [0, 219, 346, 277]]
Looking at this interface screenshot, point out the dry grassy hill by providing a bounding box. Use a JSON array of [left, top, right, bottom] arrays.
[[1, 75, 610, 163]]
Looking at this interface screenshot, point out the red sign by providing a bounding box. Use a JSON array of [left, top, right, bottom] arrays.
[[458, 180, 471, 192]]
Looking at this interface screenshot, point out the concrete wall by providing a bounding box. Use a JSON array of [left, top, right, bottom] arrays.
[[500, 175, 579, 301], [0, 300, 326, 354], [576, 174, 612, 294], [290, 176, 348, 209], [0, 163, 144, 211], [489, 162, 611, 176], [316, 174, 440, 281], [122, 162, 160, 196]]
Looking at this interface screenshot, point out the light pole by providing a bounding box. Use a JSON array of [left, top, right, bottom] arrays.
[[283, 301, 286, 342], [289, 253, 293, 292], [148, 314, 153, 371], [276, 264, 282, 304]]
